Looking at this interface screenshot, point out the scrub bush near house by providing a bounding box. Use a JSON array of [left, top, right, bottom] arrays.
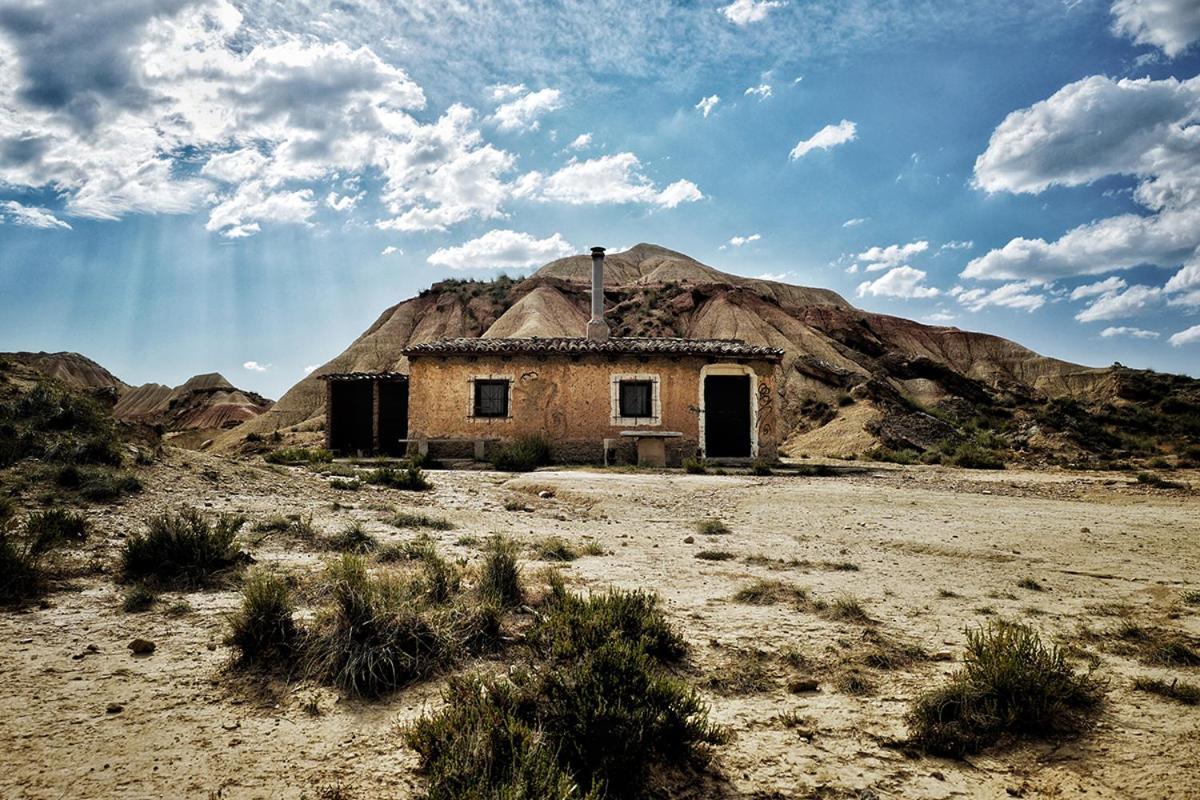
[[365, 463, 431, 491], [264, 447, 333, 465], [490, 435, 552, 472], [227, 570, 298, 667], [122, 508, 248, 588]]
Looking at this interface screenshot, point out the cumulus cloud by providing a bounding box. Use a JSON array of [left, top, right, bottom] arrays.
[[925, 311, 957, 323], [789, 120, 857, 160], [492, 87, 563, 132], [856, 266, 939, 299], [695, 95, 720, 118], [966, 75, 1200, 281], [568, 133, 591, 150], [1111, 0, 1200, 57], [304, 364, 319, 374], [953, 281, 1047, 312], [381, 245, 402, 256], [1074, 284, 1162, 322], [1101, 326, 1160, 339], [728, 233, 761, 247], [427, 229, 574, 270], [1070, 276, 1127, 300], [524, 153, 703, 209], [721, 0, 786, 25], [744, 84, 772, 100], [1168, 323, 1200, 346], [0, 200, 70, 229], [857, 240, 929, 272], [243, 361, 270, 372]]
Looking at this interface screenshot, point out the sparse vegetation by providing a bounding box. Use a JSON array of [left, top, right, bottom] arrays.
[[227, 570, 298, 666], [825, 594, 872, 623], [408, 584, 721, 799], [265, 447, 333, 466], [1135, 471, 1186, 490], [695, 550, 735, 561], [23, 508, 88, 551], [907, 621, 1104, 756], [365, 464, 431, 491], [325, 522, 378, 553], [1133, 676, 1200, 705], [122, 584, 158, 612], [866, 447, 920, 465], [696, 518, 730, 536], [1017, 577, 1045, 592], [253, 513, 317, 540], [682, 457, 707, 474], [329, 477, 360, 491], [388, 512, 453, 531], [502, 498, 527, 512], [535, 536, 578, 561], [1182, 590, 1200, 607], [491, 435, 552, 472], [733, 579, 808, 606], [750, 459, 774, 476], [122, 508, 248, 588], [477, 535, 523, 608]]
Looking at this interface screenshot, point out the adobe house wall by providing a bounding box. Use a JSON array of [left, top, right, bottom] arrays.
[[406, 354, 779, 463]]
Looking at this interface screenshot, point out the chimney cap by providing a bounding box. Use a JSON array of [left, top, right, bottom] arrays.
[[590, 246, 606, 256]]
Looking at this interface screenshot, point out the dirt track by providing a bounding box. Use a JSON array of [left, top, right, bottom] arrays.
[[2, 451, 1198, 799]]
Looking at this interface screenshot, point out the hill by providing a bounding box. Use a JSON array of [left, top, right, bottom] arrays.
[[4, 353, 273, 438], [216, 244, 1199, 466]]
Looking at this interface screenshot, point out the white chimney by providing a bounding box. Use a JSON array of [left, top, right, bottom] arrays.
[[587, 246, 609, 341]]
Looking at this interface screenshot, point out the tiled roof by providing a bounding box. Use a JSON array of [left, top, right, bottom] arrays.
[[403, 337, 784, 361], [317, 372, 409, 381]]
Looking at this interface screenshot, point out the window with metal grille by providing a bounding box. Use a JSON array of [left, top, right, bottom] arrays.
[[473, 379, 509, 417], [618, 380, 653, 418]]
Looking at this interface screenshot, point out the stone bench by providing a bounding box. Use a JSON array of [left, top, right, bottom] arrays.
[[398, 437, 498, 461], [615, 430, 684, 467]]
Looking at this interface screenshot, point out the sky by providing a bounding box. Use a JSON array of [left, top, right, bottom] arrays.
[[0, 0, 1198, 399]]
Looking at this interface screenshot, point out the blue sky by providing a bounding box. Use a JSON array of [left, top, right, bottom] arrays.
[[0, 0, 1198, 398]]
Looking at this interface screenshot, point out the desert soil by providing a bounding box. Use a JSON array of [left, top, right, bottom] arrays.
[[1, 450, 1198, 799]]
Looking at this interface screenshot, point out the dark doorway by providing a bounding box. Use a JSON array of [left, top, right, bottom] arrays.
[[377, 381, 409, 455], [329, 381, 374, 454], [704, 374, 751, 458]]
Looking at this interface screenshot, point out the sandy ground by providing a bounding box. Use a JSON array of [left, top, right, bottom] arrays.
[[2, 451, 1198, 799]]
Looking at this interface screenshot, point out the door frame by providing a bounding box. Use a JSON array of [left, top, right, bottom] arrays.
[[698, 364, 758, 459]]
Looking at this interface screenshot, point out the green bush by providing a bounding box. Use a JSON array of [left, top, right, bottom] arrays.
[[535, 536, 578, 562], [265, 447, 333, 465], [406, 586, 723, 800], [325, 522, 378, 553], [24, 508, 88, 552], [867, 447, 920, 465], [388, 512, 453, 531], [477, 536, 523, 608], [944, 441, 1006, 470], [122, 584, 158, 612], [696, 518, 730, 536], [529, 584, 688, 665], [907, 621, 1103, 756], [302, 555, 448, 697], [682, 458, 707, 474], [365, 464, 432, 491], [491, 436, 552, 472], [227, 570, 298, 666], [122, 508, 247, 587]]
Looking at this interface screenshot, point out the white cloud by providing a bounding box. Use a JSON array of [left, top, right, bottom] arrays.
[[938, 240, 973, 252], [756, 271, 793, 281], [325, 191, 361, 212], [381, 245, 402, 256], [304, 364, 319, 374], [243, 361, 270, 372], [568, 133, 592, 150], [427, 229, 574, 270], [789, 120, 857, 160], [925, 311, 957, 323], [856, 266, 939, 299], [0, 200, 71, 229], [1101, 326, 1160, 339], [729, 234, 761, 247], [842, 217, 866, 228], [1111, 0, 1200, 57], [696, 95, 720, 118], [531, 153, 702, 209], [857, 241, 929, 272], [492, 87, 563, 132], [967, 75, 1200, 281], [1168, 324, 1200, 346], [1074, 284, 1162, 322], [488, 83, 527, 101], [745, 84, 772, 100], [954, 281, 1047, 312], [1070, 276, 1128, 300], [206, 182, 317, 239], [721, 0, 786, 25]]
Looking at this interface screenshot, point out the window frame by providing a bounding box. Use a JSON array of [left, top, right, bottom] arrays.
[[470, 377, 512, 419], [610, 373, 661, 426], [618, 379, 654, 418]]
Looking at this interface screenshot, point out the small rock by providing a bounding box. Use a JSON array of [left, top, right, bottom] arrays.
[[128, 638, 156, 655], [931, 771, 945, 781], [87, 644, 99, 652], [206, 642, 217, 652], [683, 535, 695, 544], [787, 678, 820, 693], [1080, 526, 1091, 533], [105, 703, 123, 714], [538, 490, 554, 499], [18, 637, 32, 645], [199, 439, 214, 450]]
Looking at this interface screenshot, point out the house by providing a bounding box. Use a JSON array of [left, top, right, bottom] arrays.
[[323, 247, 784, 465]]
